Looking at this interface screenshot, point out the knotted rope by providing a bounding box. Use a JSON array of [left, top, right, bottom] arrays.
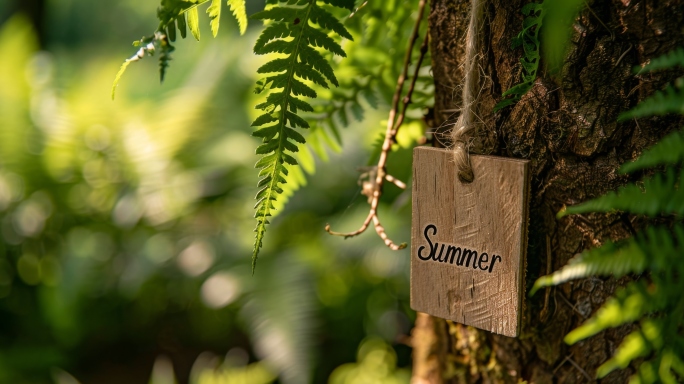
[[451, 0, 484, 183]]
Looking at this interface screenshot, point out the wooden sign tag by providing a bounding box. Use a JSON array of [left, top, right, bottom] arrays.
[[410, 147, 530, 337]]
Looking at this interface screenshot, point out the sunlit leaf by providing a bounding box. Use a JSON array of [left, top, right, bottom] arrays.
[[188, 7, 201, 41], [228, 0, 248, 35]]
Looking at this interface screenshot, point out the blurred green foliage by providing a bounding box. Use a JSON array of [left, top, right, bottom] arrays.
[[0, 0, 424, 382], [329, 338, 410, 384]]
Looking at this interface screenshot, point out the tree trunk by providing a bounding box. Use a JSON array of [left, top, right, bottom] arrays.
[[413, 0, 684, 383]]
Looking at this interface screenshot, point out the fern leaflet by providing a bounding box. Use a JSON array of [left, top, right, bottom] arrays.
[[563, 281, 668, 344], [618, 81, 684, 121], [529, 237, 648, 295], [228, 0, 248, 35], [621, 129, 684, 173], [250, 0, 352, 272], [639, 47, 684, 72]]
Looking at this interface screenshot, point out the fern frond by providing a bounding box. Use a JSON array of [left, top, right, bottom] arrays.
[[250, 0, 351, 272], [530, 224, 684, 295], [531, 225, 684, 294], [638, 47, 684, 73], [621, 129, 684, 173], [158, 33, 175, 82], [630, 349, 684, 384], [564, 281, 667, 344], [557, 167, 684, 217], [596, 327, 654, 379], [529, 238, 647, 295], [619, 83, 684, 121]]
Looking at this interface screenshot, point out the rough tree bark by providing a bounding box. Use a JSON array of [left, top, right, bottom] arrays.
[[412, 1, 684, 383]]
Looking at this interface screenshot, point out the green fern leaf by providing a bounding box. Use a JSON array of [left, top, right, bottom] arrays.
[[619, 84, 684, 121], [228, 0, 248, 35], [336, 105, 349, 127], [531, 226, 679, 295], [159, 36, 174, 82], [350, 102, 363, 121], [299, 44, 338, 86], [361, 88, 378, 108], [638, 47, 684, 73], [167, 19, 177, 42], [177, 14, 187, 38], [207, 0, 221, 37], [257, 39, 296, 55], [257, 58, 291, 74], [187, 7, 201, 40], [596, 327, 653, 378], [630, 349, 684, 384], [288, 96, 314, 113], [309, 6, 353, 40], [254, 23, 294, 52], [295, 62, 330, 88], [558, 167, 684, 217], [564, 281, 667, 344], [250, 0, 351, 272], [530, 240, 646, 295], [621, 129, 684, 173], [305, 26, 346, 57]]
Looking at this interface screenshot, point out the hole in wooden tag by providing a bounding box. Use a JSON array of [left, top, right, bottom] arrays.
[[410, 147, 530, 337]]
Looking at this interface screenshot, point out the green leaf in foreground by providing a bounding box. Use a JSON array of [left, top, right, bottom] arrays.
[[250, 0, 351, 272], [187, 7, 201, 41], [229, 0, 248, 35], [207, 0, 222, 37]]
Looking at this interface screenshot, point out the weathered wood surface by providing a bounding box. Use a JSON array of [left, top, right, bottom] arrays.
[[411, 147, 530, 337]]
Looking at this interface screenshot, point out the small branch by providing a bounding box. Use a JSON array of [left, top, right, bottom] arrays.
[[385, 174, 406, 189], [325, 0, 428, 250]]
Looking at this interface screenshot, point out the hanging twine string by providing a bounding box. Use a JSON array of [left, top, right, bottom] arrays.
[[451, 0, 485, 183]]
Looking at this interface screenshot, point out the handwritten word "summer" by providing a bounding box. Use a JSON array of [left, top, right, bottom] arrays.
[[417, 224, 502, 273]]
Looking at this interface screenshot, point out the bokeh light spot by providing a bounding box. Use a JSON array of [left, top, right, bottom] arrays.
[[201, 272, 240, 309]]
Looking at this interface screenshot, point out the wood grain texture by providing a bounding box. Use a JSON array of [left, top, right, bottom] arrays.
[[411, 147, 530, 337]]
